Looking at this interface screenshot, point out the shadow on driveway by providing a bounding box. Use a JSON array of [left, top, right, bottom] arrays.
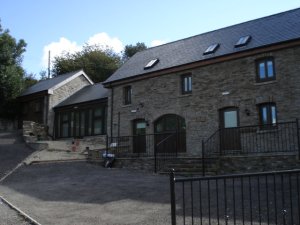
[[0, 131, 35, 179], [0, 162, 172, 225]]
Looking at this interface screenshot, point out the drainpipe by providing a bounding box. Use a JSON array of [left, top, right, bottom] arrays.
[[110, 85, 114, 140], [117, 112, 120, 138]]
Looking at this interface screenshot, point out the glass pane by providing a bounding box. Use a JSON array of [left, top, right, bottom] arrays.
[[88, 109, 92, 135], [135, 122, 146, 135], [224, 111, 237, 128], [188, 77, 192, 91], [94, 108, 102, 117], [261, 107, 268, 125], [75, 112, 80, 136], [137, 122, 146, 129], [70, 112, 74, 136], [156, 123, 163, 133], [62, 123, 68, 137], [81, 112, 85, 136], [62, 113, 68, 122], [271, 106, 277, 124], [94, 119, 102, 135], [259, 63, 265, 79], [184, 77, 188, 92], [267, 61, 274, 77], [165, 116, 177, 131]]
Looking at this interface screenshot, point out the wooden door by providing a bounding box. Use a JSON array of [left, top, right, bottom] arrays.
[[133, 119, 146, 154], [154, 114, 186, 153], [219, 108, 241, 152]]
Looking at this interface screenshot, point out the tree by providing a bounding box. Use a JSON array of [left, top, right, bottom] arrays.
[[123, 42, 147, 61], [39, 70, 48, 81], [0, 20, 27, 118], [23, 73, 38, 89], [52, 44, 122, 83]]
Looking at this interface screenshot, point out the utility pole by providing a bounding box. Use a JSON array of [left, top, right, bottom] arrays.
[[48, 50, 51, 79]]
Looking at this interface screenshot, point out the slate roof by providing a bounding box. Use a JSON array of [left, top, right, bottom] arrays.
[[104, 8, 300, 85], [55, 83, 108, 108], [20, 70, 92, 96]]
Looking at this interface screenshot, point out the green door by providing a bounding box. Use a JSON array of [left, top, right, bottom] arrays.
[[133, 119, 147, 154]]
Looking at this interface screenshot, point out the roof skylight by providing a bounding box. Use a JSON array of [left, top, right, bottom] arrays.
[[203, 43, 219, 55], [144, 58, 159, 69], [235, 35, 251, 47]]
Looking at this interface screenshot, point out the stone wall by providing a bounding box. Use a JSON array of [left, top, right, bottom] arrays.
[[108, 46, 300, 155], [48, 75, 90, 136], [0, 119, 17, 131], [23, 120, 48, 142], [88, 155, 155, 172], [216, 154, 300, 174]]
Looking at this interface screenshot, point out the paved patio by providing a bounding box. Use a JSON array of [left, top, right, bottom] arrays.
[[0, 162, 172, 225]]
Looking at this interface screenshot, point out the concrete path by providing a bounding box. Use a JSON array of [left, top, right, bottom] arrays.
[[23, 149, 86, 165], [0, 162, 172, 225]]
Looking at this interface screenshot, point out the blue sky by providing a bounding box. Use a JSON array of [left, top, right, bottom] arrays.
[[1, 0, 299, 77]]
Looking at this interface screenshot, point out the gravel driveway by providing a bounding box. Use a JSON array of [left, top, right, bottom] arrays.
[[0, 162, 172, 225]]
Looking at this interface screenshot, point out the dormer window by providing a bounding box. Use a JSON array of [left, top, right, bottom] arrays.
[[203, 43, 219, 55], [144, 58, 159, 69], [235, 35, 251, 47]]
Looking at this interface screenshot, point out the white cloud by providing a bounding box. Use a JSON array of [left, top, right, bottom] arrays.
[[41, 33, 124, 69], [150, 39, 168, 47], [87, 33, 123, 53], [42, 37, 81, 69]]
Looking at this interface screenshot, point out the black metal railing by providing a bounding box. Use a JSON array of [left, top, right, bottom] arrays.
[[154, 132, 178, 173], [203, 120, 299, 157], [107, 132, 185, 172], [170, 169, 300, 225], [107, 134, 156, 157]]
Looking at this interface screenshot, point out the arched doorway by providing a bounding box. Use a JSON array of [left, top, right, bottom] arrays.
[[154, 114, 186, 153]]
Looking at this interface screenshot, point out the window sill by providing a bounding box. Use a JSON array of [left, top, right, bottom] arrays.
[[121, 104, 132, 108], [179, 93, 192, 98], [254, 80, 277, 86]]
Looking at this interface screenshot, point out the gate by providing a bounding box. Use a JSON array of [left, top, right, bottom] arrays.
[[170, 169, 300, 225]]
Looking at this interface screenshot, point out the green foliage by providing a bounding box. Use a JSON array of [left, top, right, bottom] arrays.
[[52, 44, 122, 83], [123, 42, 147, 61], [0, 21, 27, 118], [23, 73, 38, 89], [39, 70, 48, 81]]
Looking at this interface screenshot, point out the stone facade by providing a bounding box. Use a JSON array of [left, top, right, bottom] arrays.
[[23, 120, 48, 142], [47, 75, 90, 136], [108, 46, 300, 155], [20, 96, 45, 125]]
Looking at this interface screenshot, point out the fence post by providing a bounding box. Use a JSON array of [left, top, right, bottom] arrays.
[[170, 169, 176, 225], [175, 131, 178, 157], [296, 119, 300, 160], [154, 142, 157, 173], [106, 135, 108, 155], [202, 140, 205, 177]]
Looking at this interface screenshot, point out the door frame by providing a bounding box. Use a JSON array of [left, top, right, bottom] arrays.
[[154, 114, 186, 153], [219, 107, 241, 152], [132, 119, 147, 154]]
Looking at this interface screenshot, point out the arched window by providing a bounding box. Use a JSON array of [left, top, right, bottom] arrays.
[[154, 114, 186, 133]]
